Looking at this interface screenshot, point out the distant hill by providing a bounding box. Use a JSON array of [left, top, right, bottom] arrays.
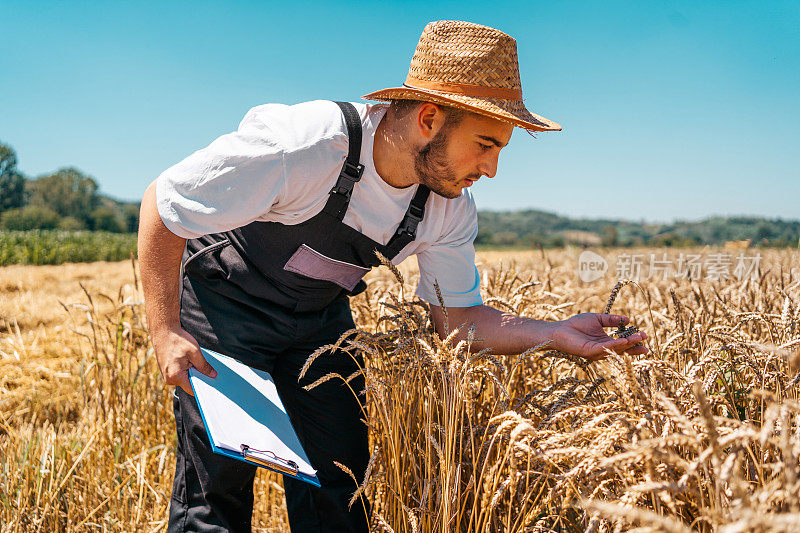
[[476, 209, 800, 248]]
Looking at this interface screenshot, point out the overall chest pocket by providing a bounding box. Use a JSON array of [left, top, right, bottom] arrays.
[[283, 244, 370, 292]]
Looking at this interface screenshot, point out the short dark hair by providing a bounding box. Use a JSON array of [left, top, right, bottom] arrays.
[[388, 99, 466, 127]]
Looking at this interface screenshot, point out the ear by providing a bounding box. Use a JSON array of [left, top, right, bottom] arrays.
[[415, 102, 445, 141]]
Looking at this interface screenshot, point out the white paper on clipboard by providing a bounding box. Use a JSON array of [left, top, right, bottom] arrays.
[[188, 347, 317, 478]]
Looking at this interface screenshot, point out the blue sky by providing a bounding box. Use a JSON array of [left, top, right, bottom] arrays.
[[2, 0, 798, 222]]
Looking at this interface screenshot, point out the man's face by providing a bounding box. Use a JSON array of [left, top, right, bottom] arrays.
[[414, 112, 514, 199]]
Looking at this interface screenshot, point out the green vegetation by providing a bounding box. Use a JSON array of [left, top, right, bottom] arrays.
[[0, 145, 26, 213], [1, 140, 797, 267], [0, 231, 137, 266], [0, 142, 139, 233], [0, 142, 140, 265]]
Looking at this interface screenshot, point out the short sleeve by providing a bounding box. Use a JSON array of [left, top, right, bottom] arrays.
[[415, 196, 482, 308], [155, 105, 287, 239]]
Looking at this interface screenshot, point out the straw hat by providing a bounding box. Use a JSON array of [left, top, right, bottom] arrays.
[[363, 20, 561, 132]]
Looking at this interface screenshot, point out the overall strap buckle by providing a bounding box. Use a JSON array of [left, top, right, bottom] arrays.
[[330, 161, 365, 198], [323, 102, 365, 221], [394, 200, 424, 237], [384, 185, 431, 259]]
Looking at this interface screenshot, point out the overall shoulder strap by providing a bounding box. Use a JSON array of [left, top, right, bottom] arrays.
[[322, 102, 365, 220], [384, 185, 431, 259]]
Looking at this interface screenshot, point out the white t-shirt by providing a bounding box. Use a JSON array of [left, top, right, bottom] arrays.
[[156, 100, 482, 307]]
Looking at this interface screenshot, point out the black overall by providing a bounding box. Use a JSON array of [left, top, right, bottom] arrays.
[[168, 102, 430, 533]]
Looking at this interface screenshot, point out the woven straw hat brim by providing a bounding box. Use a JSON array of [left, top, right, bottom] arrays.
[[362, 87, 562, 132]]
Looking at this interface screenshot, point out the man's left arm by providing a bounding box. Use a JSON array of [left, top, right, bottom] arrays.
[[417, 194, 647, 360], [430, 304, 648, 360]]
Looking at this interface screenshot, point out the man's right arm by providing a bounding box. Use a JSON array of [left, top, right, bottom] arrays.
[[138, 180, 216, 395]]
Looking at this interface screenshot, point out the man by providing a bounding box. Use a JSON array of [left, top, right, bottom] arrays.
[[138, 20, 648, 533]]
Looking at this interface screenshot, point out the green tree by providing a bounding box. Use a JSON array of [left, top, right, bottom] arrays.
[[601, 225, 618, 247], [755, 222, 773, 243], [0, 206, 60, 230], [90, 207, 124, 232], [58, 216, 85, 230], [28, 167, 100, 224], [122, 203, 140, 233], [652, 232, 688, 247], [0, 143, 26, 213]]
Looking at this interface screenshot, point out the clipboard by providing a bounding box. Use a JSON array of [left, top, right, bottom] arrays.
[[188, 347, 321, 487]]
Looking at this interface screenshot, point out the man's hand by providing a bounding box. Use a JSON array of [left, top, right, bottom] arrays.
[[551, 313, 648, 361], [153, 327, 217, 395], [433, 304, 649, 360]]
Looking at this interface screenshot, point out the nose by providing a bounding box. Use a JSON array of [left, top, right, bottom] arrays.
[[478, 152, 500, 179]]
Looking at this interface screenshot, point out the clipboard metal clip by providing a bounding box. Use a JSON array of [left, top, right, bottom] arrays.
[[240, 444, 300, 476]]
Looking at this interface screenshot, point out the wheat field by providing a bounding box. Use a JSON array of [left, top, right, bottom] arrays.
[[1, 248, 799, 532]]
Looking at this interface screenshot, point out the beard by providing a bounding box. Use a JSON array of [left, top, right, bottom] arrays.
[[413, 127, 477, 199]]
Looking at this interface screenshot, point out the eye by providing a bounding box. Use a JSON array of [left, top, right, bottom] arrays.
[[477, 142, 493, 151]]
